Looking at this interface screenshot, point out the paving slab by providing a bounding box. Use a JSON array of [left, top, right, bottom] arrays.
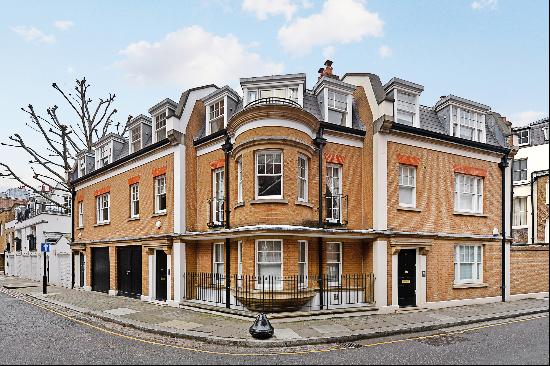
[[104, 307, 138, 316], [311, 324, 350, 334], [157, 320, 202, 331], [274, 328, 303, 340]]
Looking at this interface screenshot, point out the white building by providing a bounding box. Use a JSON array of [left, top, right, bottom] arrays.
[[511, 118, 549, 244], [4, 187, 72, 288]]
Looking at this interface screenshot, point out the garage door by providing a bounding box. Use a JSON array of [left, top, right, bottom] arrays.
[[117, 246, 142, 298], [92, 247, 110, 293]]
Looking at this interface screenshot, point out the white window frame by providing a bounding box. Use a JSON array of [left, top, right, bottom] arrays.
[[154, 112, 167, 142], [208, 99, 224, 135], [326, 242, 342, 287], [78, 201, 84, 228], [213, 243, 224, 284], [130, 125, 142, 153], [237, 158, 243, 204], [212, 168, 225, 225], [97, 143, 111, 168], [326, 164, 342, 223], [454, 174, 484, 214], [237, 241, 243, 287], [79, 157, 86, 177], [96, 193, 110, 224], [517, 129, 530, 146], [154, 175, 167, 214], [298, 240, 308, 288], [255, 239, 283, 290], [395, 90, 417, 126], [255, 150, 283, 200], [543, 127, 549, 142], [513, 196, 528, 227], [297, 154, 308, 202], [451, 106, 486, 142], [513, 159, 528, 182], [130, 183, 139, 219], [398, 165, 416, 208], [454, 244, 483, 284]]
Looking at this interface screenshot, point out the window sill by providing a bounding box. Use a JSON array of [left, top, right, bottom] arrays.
[[453, 212, 488, 218], [77, 226, 84, 230], [295, 200, 314, 208], [94, 222, 110, 227], [453, 282, 488, 289], [234, 202, 245, 209], [250, 199, 289, 205], [398, 206, 421, 212], [152, 212, 167, 217], [512, 225, 528, 229], [128, 217, 140, 221]]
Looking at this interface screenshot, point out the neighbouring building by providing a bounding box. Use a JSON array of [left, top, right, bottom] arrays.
[[71, 61, 547, 314], [511, 118, 549, 244], [4, 186, 72, 288]]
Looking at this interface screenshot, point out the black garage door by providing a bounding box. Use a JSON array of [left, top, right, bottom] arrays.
[[92, 247, 110, 293], [117, 246, 142, 298]]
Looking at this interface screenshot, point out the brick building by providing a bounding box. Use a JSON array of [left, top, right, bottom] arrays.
[[71, 62, 546, 313]]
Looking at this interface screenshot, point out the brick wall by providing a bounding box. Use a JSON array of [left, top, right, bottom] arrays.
[[74, 153, 174, 242], [387, 142, 502, 236], [0, 209, 15, 253], [537, 175, 549, 243], [510, 245, 549, 295]]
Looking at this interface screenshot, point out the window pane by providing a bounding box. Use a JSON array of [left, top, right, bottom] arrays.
[[460, 263, 473, 280], [399, 187, 414, 205]]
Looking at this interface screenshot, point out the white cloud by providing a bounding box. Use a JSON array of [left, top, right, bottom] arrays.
[[471, 0, 497, 10], [11, 26, 55, 44], [509, 111, 547, 127], [242, 0, 297, 21], [115, 26, 284, 88], [323, 46, 335, 60], [54, 20, 75, 30], [278, 0, 383, 57], [378, 45, 392, 58]]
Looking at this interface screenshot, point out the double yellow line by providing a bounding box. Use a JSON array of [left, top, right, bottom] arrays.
[[12, 292, 550, 357]]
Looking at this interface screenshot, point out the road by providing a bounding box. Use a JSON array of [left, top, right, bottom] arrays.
[[0, 292, 547, 365]]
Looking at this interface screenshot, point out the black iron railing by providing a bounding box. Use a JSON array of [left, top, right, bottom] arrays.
[[16, 204, 70, 222], [207, 198, 225, 228], [325, 194, 348, 225], [244, 97, 301, 110], [182, 272, 374, 313]]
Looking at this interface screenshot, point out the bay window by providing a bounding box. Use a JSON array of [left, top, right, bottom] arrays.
[[454, 174, 483, 214], [154, 175, 167, 214], [398, 165, 416, 207], [454, 245, 483, 284], [297, 155, 308, 202], [256, 240, 282, 289], [256, 150, 283, 199], [298, 240, 308, 288], [96, 193, 110, 224]]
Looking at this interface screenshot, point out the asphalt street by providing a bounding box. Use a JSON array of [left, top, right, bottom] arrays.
[[0, 292, 547, 365]]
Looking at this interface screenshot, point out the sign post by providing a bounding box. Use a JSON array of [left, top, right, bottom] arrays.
[[41, 243, 50, 294]]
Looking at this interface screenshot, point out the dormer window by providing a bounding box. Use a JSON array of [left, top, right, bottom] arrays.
[[155, 112, 167, 142], [327, 90, 347, 126], [78, 157, 86, 177], [395, 90, 416, 126], [130, 125, 142, 153], [543, 126, 548, 141], [451, 106, 486, 142], [97, 144, 111, 168], [209, 99, 224, 134], [517, 129, 530, 146]]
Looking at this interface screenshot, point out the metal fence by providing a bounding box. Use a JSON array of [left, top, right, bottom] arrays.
[[244, 97, 301, 110], [182, 272, 374, 313]]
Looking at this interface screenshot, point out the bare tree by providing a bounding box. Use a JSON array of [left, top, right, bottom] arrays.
[[0, 77, 131, 208]]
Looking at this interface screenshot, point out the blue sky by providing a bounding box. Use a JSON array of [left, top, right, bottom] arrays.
[[0, 0, 548, 190]]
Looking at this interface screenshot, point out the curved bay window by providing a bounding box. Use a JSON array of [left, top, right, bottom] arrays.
[[255, 150, 283, 199], [256, 240, 283, 290]]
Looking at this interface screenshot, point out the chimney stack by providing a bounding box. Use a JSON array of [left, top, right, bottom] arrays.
[[318, 60, 336, 80]]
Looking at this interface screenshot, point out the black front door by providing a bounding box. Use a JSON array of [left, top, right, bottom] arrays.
[[91, 247, 110, 293], [155, 250, 167, 301], [398, 249, 416, 307], [80, 253, 85, 288], [117, 246, 142, 298]]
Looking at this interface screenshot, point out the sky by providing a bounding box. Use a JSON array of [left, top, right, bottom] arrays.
[[0, 0, 548, 191]]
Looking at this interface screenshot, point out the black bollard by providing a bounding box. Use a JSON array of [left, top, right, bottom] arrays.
[[249, 313, 274, 340]]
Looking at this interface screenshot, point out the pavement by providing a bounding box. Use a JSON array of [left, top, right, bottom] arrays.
[[1, 274, 548, 347]]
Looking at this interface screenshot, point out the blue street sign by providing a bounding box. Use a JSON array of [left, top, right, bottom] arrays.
[[41, 243, 50, 253]]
